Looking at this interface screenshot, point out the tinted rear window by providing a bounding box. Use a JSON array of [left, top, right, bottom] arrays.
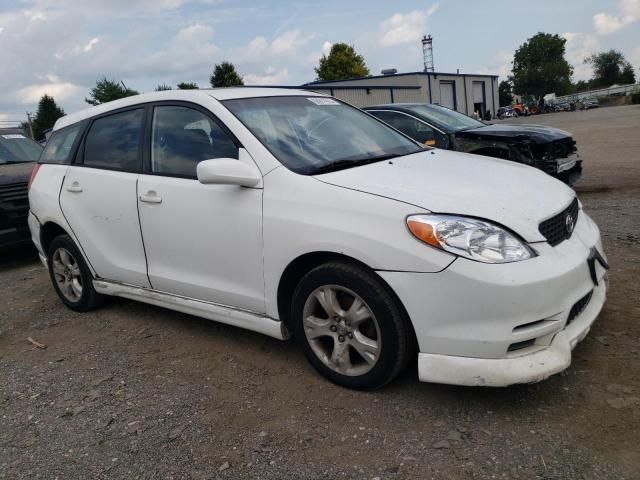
[[83, 109, 144, 172], [40, 124, 82, 164]]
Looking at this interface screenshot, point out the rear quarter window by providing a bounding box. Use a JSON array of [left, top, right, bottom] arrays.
[[40, 124, 83, 164], [83, 108, 144, 172]]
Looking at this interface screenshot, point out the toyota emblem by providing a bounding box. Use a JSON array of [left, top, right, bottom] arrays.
[[565, 214, 574, 234]]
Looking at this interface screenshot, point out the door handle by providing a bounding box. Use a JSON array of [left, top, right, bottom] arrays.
[[139, 191, 162, 204], [65, 182, 83, 193]]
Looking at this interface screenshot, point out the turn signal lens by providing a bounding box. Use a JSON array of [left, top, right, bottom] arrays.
[[406, 214, 535, 263], [407, 218, 439, 247]]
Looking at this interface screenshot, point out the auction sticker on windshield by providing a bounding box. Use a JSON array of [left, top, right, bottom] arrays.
[[1, 134, 26, 139], [307, 97, 340, 106]]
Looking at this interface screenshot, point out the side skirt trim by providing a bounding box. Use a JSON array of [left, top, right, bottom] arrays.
[[93, 280, 286, 340]]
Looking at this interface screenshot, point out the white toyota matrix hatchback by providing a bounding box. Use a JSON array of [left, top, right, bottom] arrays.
[[28, 89, 608, 389]]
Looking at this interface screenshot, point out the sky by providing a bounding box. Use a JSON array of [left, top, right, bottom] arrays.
[[0, 0, 639, 125]]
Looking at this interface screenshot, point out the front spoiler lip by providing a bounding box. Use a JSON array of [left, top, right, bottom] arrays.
[[417, 278, 606, 387]]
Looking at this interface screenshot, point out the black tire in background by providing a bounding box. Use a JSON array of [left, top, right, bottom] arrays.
[[291, 261, 414, 390], [47, 234, 104, 312]]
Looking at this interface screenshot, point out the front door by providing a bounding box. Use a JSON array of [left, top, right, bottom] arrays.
[[60, 107, 150, 287], [137, 104, 264, 313]]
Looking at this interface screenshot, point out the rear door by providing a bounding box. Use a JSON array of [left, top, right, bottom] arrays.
[[137, 103, 264, 312], [60, 107, 150, 287]]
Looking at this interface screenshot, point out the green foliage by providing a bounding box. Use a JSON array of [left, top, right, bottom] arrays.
[[85, 77, 139, 106], [512, 33, 573, 98], [177, 82, 199, 89], [315, 43, 370, 81], [574, 80, 592, 92], [498, 80, 514, 106], [32, 94, 65, 140], [621, 63, 636, 85], [585, 50, 636, 87], [210, 62, 244, 88], [155, 84, 172, 91]]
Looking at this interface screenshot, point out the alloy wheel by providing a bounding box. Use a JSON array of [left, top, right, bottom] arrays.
[[302, 285, 381, 376], [52, 247, 83, 302]]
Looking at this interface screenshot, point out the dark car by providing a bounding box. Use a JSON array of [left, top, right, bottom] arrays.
[[363, 103, 582, 185], [0, 131, 43, 248]]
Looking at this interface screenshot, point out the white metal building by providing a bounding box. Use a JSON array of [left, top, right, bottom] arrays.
[[303, 71, 500, 118]]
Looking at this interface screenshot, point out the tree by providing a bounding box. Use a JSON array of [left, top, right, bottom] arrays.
[[85, 77, 139, 106], [315, 43, 370, 81], [498, 80, 514, 106], [574, 80, 592, 92], [621, 63, 636, 85], [512, 33, 573, 98], [210, 62, 244, 87], [585, 50, 636, 87], [32, 94, 65, 140], [177, 82, 199, 89], [155, 84, 172, 91]]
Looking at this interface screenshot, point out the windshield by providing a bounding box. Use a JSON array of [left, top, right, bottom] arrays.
[[0, 133, 43, 164], [223, 96, 423, 174], [405, 104, 485, 133]]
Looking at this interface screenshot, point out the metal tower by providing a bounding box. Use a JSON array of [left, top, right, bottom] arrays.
[[422, 35, 434, 72]]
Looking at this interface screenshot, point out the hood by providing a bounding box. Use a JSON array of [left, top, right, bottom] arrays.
[[314, 149, 575, 242], [458, 123, 572, 143], [0, 162, 33, 184]]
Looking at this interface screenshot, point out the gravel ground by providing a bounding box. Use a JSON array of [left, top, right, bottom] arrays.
[[1, 105, 639, 480]]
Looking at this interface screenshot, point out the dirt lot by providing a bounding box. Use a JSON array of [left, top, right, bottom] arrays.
[[1, 105, 639, 480]]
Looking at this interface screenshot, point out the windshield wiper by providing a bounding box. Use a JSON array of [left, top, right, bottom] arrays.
[[309, 153, 401, 175]]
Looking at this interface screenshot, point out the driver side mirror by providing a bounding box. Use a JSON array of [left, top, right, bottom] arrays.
[[197, 159, 262, 187]]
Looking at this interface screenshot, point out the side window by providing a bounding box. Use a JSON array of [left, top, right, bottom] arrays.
[[151, 105, 238, 178], [83, 109, 144, 172], [40, 124, 82, 164], [372, 111, 436, 146]]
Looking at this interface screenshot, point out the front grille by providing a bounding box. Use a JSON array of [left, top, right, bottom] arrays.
[[539, 198, 579, 246], [567, 290, 593, 325], [0, 182, 29, 228]]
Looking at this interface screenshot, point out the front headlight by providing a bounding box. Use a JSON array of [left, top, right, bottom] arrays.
[[406, 214, 535, 263]]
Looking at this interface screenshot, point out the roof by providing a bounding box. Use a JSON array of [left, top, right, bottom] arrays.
[[55, 87, 325, 131], [304, 71, 499, 86], [361, 103, 425, 109]]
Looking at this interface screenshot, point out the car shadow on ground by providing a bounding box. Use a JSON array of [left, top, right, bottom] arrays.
[[0, 244, 39, 272], [103, 293, 571, 415]]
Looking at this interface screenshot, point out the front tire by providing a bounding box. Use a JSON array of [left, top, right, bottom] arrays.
[[291, 262, 413, 390], [47, 234, 104, 312]]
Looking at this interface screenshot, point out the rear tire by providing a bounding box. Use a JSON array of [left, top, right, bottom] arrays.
[[47, 234, 104, 312], [291, 261, 413, 390]]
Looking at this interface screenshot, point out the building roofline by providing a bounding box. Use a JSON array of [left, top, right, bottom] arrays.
[[303, 71, 499, 86]]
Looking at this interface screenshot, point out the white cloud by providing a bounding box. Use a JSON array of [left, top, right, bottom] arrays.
[[475, 50, 512, 81], [239, 29, 314, 61], [562, 32, 601, 80], [379, 4, 439, 47], [83, 37, 99, 52], [141, 24, 218, 78], [271, 29, 313, 54], [17, 82, 82, 104], [244, 67, 289, 85], [593, 0, 639, 34]]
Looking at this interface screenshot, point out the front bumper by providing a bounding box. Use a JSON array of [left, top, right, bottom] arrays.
[[417, 278, 606, 386], [378, 210, 608, 387], [0, 224, 31, 248]]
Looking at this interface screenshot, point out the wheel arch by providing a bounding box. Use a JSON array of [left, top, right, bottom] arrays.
[[276, 251, 418, 348], [40, 221, 71, 255]]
